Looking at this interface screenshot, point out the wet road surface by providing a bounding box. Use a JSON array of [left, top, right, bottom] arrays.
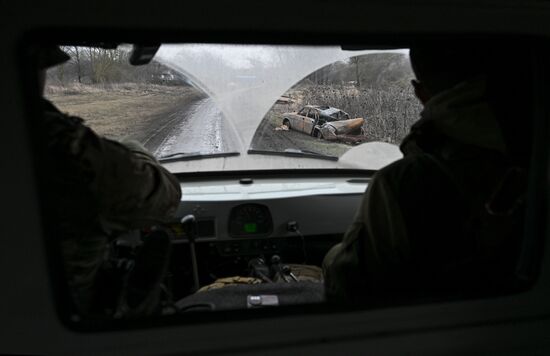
[[143, 98, 238, 157]]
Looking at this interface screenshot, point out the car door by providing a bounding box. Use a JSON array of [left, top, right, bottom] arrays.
[[293, 108, 308, 132], [304, 109, 318, 135]]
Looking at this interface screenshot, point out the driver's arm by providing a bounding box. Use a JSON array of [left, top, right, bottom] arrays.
[[90, 137, 182, 232], [44, 107, 183, 233]]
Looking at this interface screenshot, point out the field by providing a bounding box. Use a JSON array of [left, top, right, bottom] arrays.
[[45, 83, 204, 143]]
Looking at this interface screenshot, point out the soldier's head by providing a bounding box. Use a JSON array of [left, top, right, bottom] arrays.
[[409, 44, 491, 104], [410, 42, 534, 163]]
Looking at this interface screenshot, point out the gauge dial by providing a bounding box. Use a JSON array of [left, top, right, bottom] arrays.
[[228, 203, 273, 237]]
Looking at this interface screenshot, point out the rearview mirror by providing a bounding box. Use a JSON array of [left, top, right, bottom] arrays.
[[129, 44, 161, 65]]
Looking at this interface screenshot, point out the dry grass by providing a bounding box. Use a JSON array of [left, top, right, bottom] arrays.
[[45, 83, 202, 141], [45, 82, 182, 96]]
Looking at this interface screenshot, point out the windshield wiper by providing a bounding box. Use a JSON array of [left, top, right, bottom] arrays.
[[158, 151, 240, 163], [247, 148, 338, 161]]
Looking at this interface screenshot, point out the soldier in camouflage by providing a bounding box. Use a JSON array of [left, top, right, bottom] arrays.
[[323, 45, 531, 304], [37, 47, 181, 316]]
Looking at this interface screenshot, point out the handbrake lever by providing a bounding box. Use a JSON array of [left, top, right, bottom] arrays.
[[282, 265, 299, 282], [270, 255, 290, 283]]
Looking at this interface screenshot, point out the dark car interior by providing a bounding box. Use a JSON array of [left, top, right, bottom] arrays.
[[3, 1, 550, 354], [27, 37, 544, 325]]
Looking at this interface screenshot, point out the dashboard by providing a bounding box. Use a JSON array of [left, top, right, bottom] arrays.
[[170, 174, 369, 257]]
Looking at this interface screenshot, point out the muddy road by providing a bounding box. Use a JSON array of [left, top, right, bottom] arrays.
[[143, 98, 240, 158]]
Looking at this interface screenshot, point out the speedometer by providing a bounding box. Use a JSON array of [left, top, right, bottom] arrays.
[[228, 203, 273, 237]]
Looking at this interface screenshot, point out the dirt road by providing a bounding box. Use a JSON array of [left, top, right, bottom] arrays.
[[147, 97, 239, 157], [48, 86, 242, 158], [47, 85, 236, 157]]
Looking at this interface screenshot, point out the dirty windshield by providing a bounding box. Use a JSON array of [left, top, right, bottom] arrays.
[[45, 44, 421, 172]]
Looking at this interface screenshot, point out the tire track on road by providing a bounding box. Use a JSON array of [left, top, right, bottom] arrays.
[[153, 98, 239, 157], [132, 93, 205, 154]]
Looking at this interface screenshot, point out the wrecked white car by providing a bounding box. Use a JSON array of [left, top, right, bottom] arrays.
[[282, 105, 365, 140]]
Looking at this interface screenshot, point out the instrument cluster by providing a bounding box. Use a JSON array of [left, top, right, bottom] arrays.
[[228, 203, 273, 238]]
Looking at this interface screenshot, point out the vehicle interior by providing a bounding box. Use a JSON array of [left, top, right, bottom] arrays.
[[3, 1, 550, 355], [41, 42, 397, 316]]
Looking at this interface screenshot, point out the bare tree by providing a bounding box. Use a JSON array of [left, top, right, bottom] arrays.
[[63, 46, 83, 83], [87, 47, 120, 83], [349, 56, 361, 87], [48, 46, 191, 86], [56, 65, 65, 84], [73, 47, 82, 83]]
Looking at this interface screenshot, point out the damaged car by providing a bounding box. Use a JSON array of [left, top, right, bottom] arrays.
[[282, 105, 365, 140]]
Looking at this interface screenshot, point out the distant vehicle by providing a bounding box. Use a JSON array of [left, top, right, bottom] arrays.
[[160, 71, 175, 82], [153, 71, 189, 86], [282, 105, 364, 139]]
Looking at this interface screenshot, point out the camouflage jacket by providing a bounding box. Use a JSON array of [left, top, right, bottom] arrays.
[[323, 79, 519, 303], [41, 99, 181, 312]]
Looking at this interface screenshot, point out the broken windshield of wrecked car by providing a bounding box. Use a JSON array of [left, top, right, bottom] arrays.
[[45, 44, 415, 173]]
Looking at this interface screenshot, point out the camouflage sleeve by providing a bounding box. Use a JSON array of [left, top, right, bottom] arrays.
[[323, 167, 411, 303], [52, 115, 182, 232], [91, 136, 182, 232]]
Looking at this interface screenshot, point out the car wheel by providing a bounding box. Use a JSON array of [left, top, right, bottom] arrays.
[[283, 119, 291, 129]]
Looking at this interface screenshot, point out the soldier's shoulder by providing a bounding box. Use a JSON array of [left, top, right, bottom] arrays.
[[42, 102, 88, 138], [43, 103, 84, 127], [377, 153, 434, 178]]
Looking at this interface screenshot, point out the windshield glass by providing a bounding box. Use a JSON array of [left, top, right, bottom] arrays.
[[46, 44, 421, 172]]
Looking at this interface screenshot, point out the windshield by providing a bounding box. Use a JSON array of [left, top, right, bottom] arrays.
[[45, 44, 421, 172]]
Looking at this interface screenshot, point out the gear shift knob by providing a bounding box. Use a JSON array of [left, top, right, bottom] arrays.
[[180, 214, 197, 242], [180, 214, 196, 226], [270, 255, 281, 265]]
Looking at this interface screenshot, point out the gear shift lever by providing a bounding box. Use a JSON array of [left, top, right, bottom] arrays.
[[181, 214, 200, 292]]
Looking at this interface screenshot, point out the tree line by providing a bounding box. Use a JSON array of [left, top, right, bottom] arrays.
[[47, 46, 185, 86], [303, 53, 413, 90]]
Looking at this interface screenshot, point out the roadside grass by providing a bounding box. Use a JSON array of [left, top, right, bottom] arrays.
[[45, 83, 202, 141]]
